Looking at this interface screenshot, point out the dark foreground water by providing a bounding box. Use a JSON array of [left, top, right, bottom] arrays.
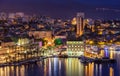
[[0, 52, 120, 76]]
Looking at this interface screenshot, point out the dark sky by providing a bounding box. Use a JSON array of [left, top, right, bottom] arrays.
[[0, 0, 120, 19]]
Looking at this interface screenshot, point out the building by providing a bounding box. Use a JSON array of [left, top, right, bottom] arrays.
[[76, 13, 85, 37], [67, 41, 84, 56], [17, 38, 30, 46], [8, 13, 16, 19], [0, 37, 15, 58], [16, 12, 24, 18], [0, 12, 7, 20], [1, 37, 15, 48], [28, 31, 52, 39], [71, 17, 77, 25]]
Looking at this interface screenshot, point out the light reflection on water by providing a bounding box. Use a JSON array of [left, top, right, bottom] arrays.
[[0, 54, 120, 76]]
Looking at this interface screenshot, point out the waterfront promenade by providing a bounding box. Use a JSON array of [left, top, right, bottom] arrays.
[[0, 55, 81, 67]]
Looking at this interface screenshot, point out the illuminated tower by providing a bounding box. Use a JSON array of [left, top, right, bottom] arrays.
[[76, 12, 84, 37]]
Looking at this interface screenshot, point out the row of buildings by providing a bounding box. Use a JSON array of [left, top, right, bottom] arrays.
[[0, 12, 119, 62]]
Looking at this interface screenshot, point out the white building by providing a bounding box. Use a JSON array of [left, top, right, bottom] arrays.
[[67, 41, 84, 56], [8, 13, 16, 19], [16, 12, 24, 18]]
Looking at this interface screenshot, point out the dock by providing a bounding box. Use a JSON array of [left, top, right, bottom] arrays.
[[78, 56, 116, 63]]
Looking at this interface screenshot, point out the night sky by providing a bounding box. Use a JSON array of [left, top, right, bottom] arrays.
[[0, 0, 120, 19]]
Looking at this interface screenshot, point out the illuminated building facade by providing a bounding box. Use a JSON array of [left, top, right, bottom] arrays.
[[29, 31, 52, 39], [71, 17, 77, 25], [17, 38, 29, 45], [67, 41, 84, 56], [76, 13, 84, 37]]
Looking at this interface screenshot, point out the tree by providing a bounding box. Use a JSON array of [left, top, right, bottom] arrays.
[[11, 37, 18, 43], [54, 38, 63, 45]]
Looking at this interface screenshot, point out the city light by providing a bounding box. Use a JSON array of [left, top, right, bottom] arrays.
[[0, 3, 119, 75]]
